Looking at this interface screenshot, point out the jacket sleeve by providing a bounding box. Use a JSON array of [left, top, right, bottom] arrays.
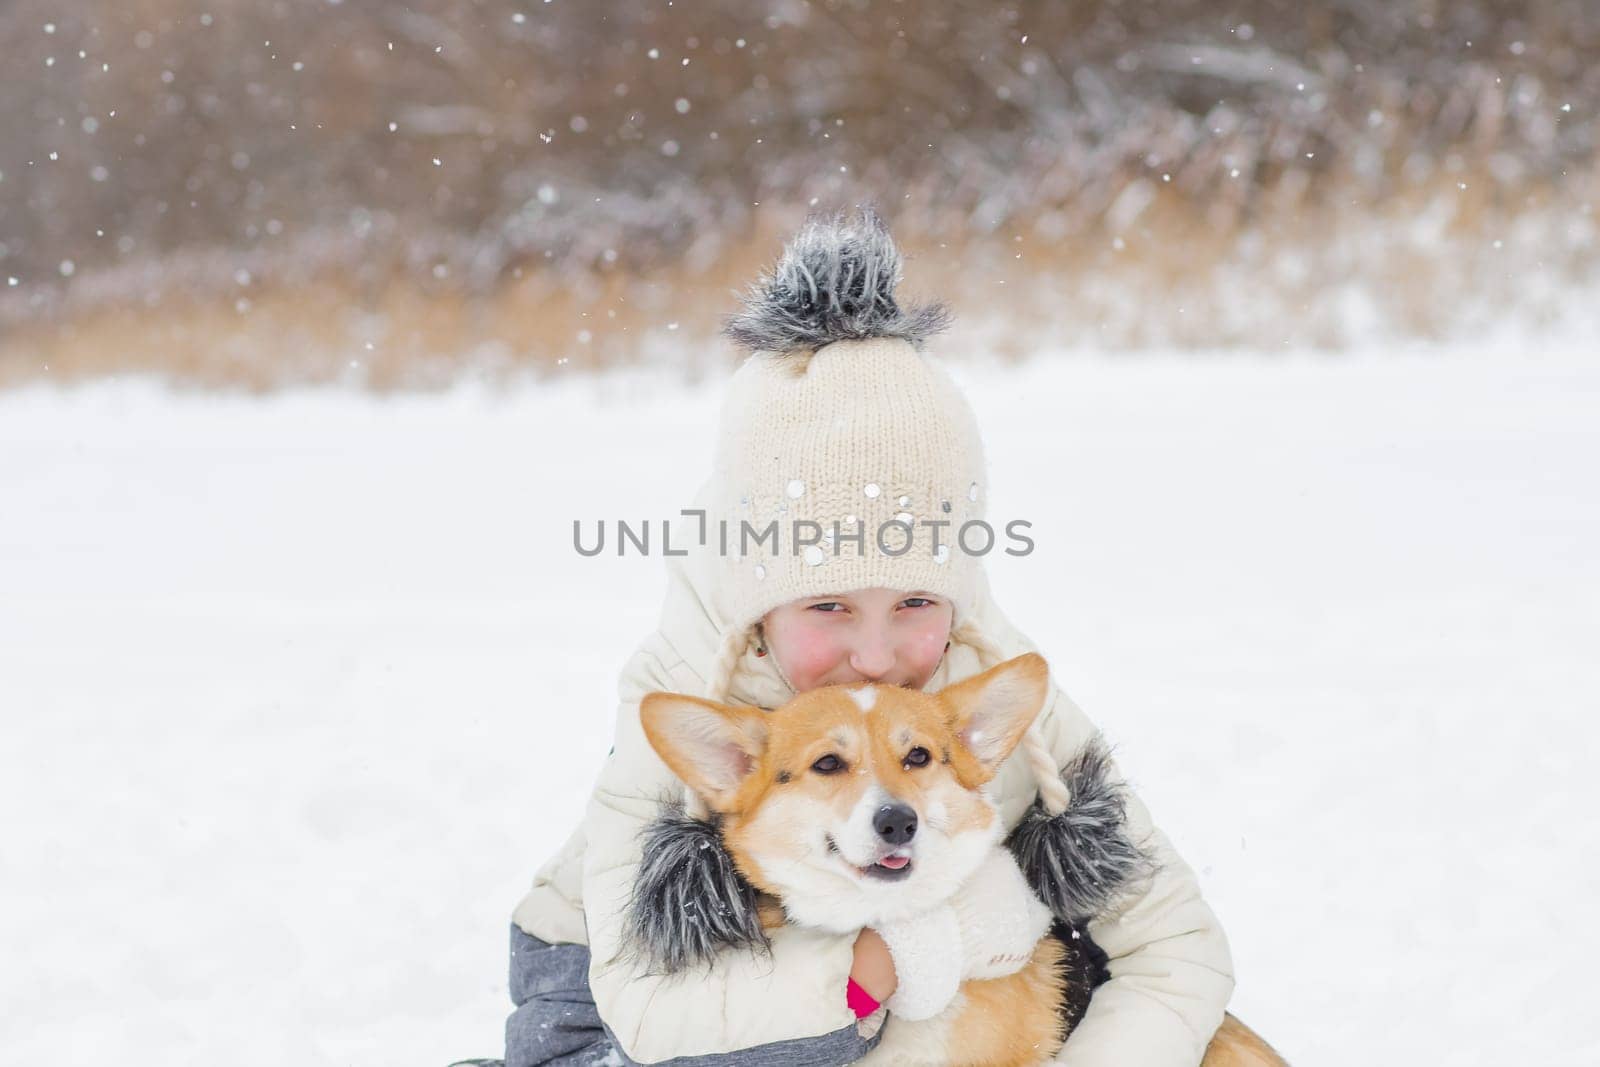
[[1035, 684, 1235, 1067], [579, 640, 881, 1065]]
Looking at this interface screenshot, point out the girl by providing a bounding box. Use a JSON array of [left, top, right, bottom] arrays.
[[502, 212, 1234, 1066]]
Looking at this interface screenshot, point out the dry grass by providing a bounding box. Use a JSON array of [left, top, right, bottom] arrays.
[[5, 168, 1593, 393], [0, 217, 793, 391]]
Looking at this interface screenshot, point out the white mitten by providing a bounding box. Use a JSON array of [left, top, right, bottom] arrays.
[[873, 904, 963, 1021], [950, 847, 1055, 981]]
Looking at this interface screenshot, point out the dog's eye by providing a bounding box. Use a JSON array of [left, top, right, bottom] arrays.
[[904, 747, 931, 769], [811, 754, 845, 775]]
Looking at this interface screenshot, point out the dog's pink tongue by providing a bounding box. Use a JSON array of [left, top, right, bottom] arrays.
[[877, 854, 910, 870]]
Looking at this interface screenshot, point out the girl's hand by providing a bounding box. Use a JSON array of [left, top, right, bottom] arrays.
[[850, 927, 898, 1002]]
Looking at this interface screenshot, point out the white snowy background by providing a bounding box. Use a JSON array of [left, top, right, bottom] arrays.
[[3, 341, 1598, 1066]]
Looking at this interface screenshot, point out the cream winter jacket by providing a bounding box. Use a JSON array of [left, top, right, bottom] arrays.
[[512, 540, 1234, 1066]]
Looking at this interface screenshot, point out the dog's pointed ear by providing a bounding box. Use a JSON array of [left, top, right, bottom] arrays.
[[940, 653, 1050, 780], [640, 693, 770, 812]]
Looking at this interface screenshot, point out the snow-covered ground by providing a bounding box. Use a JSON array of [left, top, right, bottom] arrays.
[[3, 345, 1597, 1066]]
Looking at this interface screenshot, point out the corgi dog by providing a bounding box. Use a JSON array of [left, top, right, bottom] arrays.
[[639, 652, 1287, 1066]]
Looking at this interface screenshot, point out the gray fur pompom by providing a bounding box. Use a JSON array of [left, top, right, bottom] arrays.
[[723, 207, 951, 355], [1006, 737, 1159, 927], [624, 798, 769, 974]]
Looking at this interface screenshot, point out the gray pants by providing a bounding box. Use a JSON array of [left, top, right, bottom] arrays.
[[506, 926, 618, 1067]]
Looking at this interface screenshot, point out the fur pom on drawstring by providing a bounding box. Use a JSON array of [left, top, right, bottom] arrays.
[[1005, 736, 1158, 927], [723, 207, 951, 357], [624, 797, 769, 973]]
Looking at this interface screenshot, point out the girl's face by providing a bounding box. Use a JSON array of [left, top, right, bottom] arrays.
[[761, 588, 955, 694]]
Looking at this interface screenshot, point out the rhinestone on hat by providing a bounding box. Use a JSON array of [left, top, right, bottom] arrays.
[[897, 494, 911, 507], [753, 563, 766, 580], [786, 479, 806, 499], [863, 483, 881, 499], [933, 545, 951, 564], [941, 500, 952, 513], [803, 545, 825, 566], [968, 481, 980, 502]]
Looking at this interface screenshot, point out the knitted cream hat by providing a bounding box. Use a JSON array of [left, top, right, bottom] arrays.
[[709, 335, 989, 633], [709, 212, 985, 635]]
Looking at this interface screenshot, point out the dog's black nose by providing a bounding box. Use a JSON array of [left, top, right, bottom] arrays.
[[873, 803, 918, 845]]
